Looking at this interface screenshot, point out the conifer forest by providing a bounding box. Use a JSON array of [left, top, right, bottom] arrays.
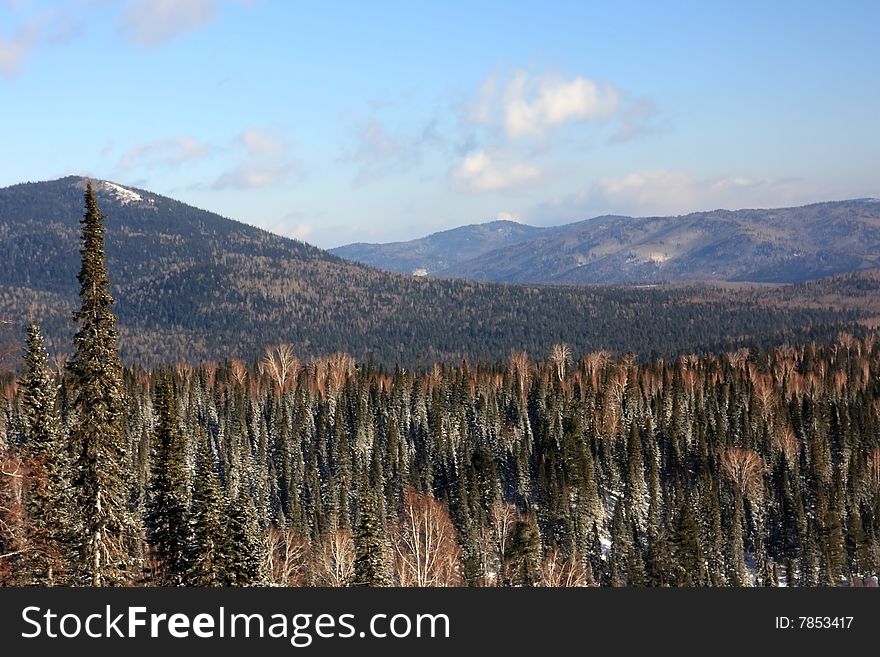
[[2, 187, 879, 588]]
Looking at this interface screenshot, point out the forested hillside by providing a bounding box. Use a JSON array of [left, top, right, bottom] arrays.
[[2, 334, 878, 586], [0, 177, 873, 367]]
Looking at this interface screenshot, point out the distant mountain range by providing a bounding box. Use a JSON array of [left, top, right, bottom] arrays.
[[331, 200, 880, 284], [0, 177, 873, 366]]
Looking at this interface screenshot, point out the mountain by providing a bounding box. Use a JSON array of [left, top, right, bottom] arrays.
[[331, 200, 880, 284], [0, 177, 871, 366], [331, 220, 546, 275]]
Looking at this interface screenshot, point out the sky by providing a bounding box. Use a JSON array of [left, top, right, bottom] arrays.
[[1, 0, 878, 248]]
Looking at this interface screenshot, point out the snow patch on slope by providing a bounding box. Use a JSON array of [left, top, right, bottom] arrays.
[[100, 181, 147, 205], [71, 177, 154, 206]]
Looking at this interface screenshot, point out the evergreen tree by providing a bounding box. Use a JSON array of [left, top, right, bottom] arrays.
[[351, 471, 391, 586], [502, 515, 541, 586], [67, 183, 138, 586], [225, 488, 267, 585], [184, 428, 227, 586], [144, 375, 190, 585], [609, 501, 629, 586], [18, 323, 72, 585]]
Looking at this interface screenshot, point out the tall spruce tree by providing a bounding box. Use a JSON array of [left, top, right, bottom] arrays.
[[351, 470, 391, 586], [18, 323, 72, 584], [502, 515, 541, 586], [144, 375, 190, 585], [67, 182, 137, 586], [184, 427, 227, 586], [224, 484, 268, 585]]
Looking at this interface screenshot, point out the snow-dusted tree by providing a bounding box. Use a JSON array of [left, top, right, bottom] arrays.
[[351, 473, 391, 586], [144, 375, 190, 585], [67, 183, 138, 586], [17, 323, 72, 584], [719, 446, 765, 585], [184, 427, 227, 586], [502, 515, 541, 586], [224, 484, 268, 585]]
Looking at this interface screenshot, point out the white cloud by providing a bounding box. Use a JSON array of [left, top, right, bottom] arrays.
[[204, 126, 303, 190], [469, 70, 622, 139], [117, 137, 211, 170], [596, 170, 767, 215], [118, 0, 248, 46], [451, 149, 540, 192], [468, 72, 498, 124], [528, 170, 842, 225], [238, 128, 287, 157], [211, 160, 303, 190], [504, 71, 620, 138]]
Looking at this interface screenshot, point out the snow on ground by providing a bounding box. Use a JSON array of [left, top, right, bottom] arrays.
[[100, 181, 152, 205]]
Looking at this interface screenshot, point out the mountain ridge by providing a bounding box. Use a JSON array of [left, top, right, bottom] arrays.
[[331, 199, 880, 284], [332, 219, 548, 275]]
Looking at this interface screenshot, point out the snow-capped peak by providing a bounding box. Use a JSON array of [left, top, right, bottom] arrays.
[[71, 177, 154, 206]]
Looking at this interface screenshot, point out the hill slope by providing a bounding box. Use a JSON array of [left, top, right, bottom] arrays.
[[0, 177, 870, 366], [331, 200, 880, 284], [331, 220, 546, 274]]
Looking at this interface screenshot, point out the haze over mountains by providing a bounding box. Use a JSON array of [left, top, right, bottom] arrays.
[[331, 200, 880, 284], [0, 177, 873, 366]]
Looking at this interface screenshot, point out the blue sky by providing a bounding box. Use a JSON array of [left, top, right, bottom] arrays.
[[1, 0, 878, 247]]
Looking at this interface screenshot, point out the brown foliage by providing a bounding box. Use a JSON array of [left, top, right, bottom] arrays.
[[868, 448, 880, 499], [719, 447, 765, 501], [229, 358, 248, 388], [0, 455, 27, 581], [771, 426, 800, 466]]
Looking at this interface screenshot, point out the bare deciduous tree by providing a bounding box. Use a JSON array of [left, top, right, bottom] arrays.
[[771, 426, 800, 466], [725, 348, 749, 371], [0, 456, 26, 570], [313, 528, 355, 587], [327, 352, 355, 392], [540, 547, 591, 587], [508, 351, 530, 402], [392, 488, 462, 587], [868, 448, 880, 499], [266, 526, 309, 586], [719, 447, 765, 501], [549, 343, 571, 382], [261, 344, 299, 393], [230, 359, 248, 388], [173, 361, 193, 386]]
